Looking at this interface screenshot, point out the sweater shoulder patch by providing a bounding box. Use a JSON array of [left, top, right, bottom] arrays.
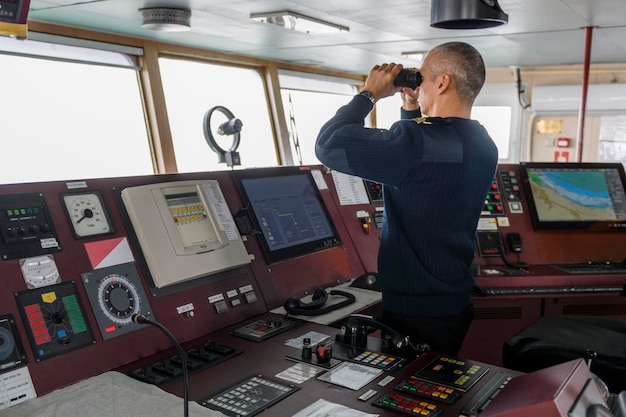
[[414, 119, 463, 163]]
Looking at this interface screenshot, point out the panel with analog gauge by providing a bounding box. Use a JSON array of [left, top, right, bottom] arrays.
[[60, 191, 114, 239]]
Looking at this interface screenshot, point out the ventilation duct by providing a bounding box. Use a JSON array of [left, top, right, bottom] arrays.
[[430, 0, 508, 29], [531, 84, 626, 115]]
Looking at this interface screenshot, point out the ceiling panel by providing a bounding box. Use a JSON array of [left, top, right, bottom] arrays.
[[21, 0, 626, 74]]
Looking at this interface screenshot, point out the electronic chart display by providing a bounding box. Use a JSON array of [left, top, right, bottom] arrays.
[[520, 162, 626, 231]]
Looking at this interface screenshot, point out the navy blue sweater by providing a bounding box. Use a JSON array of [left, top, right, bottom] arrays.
[[316, 94, 498, 316]]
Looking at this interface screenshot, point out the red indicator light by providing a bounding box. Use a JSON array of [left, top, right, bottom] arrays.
[[32, 327, 49, 337], [25, 304, 40, 313], [105, 325, 117, 333], [27, 311, 43, 321]]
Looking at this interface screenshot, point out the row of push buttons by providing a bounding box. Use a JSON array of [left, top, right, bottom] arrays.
[[353, 350, 398, 369], [373, 392, 442, 416], [396, 378, 459, 404], [169, 205, 204, 214], [205, 376, 294, 416]]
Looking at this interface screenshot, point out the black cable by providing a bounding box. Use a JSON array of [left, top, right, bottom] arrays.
[[133, 314, 189, 417], [498, 242, 529, 269], [514, 67, 531, 110]]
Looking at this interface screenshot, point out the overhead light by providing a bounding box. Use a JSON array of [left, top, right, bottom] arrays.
[[140, 8, 191, 32], [250, 11, 348, 34], [430, 0, 508, 29], [401, 52, 426, 62]]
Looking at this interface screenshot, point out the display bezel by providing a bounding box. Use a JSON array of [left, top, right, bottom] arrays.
[[60, 190, 115, 239], [232, 166, 342, 264], [519, 162, 626, 231]]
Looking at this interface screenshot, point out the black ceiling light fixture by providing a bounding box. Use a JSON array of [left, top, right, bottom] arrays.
[[430, 0, 508, 29]]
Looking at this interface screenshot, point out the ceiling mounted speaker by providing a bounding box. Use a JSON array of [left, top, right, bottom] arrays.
[[430, 0, 508, 29]]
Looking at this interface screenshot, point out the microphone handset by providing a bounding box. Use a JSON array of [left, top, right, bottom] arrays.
[[498, 239, 529, 269]]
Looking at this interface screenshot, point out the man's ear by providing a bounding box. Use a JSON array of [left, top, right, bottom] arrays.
[[437, 73, 451, 94]]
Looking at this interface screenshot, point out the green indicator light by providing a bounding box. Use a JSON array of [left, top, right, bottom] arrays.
[[20, 209, 26, 215], [72, 323, 87, 333], [63, 295, 77, 303], [65, 304, 80, 314], [7, 210, 13, 216]]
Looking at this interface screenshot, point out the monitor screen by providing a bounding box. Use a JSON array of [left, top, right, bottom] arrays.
[[519, 162, 626, 231], [232, 166, 342, 264]]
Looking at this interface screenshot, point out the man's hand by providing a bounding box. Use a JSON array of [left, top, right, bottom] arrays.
[[362, 63, 404, 103], [401, 86, 420, 111]]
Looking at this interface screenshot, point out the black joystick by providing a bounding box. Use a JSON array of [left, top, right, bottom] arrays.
[[301, 338, 312, 361]]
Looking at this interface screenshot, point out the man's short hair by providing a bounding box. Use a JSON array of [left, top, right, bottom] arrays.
[[427, 42, 486, 105]]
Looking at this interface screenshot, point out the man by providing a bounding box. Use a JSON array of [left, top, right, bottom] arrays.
[[315, 42, 498, 355]]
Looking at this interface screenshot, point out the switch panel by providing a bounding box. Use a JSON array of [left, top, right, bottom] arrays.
[[483, 179, 505, 216], [0, 193, 61, 260], [363, 179, 383, 203], [499, 170, 523, 202]]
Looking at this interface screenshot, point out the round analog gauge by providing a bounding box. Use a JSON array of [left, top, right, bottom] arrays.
[[61, 191, 113, 238], [97, 273, 141, 325]]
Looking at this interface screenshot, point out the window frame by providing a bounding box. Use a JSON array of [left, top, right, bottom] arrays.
[[278, 69, 361, 165], [155, 55, 281, 172], [0, 35, 155, 184], [473, 84, 524, 163]]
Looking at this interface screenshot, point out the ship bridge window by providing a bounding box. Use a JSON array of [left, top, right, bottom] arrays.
[[158, 58, 278, 171], [0, 34, 152, 184], [278, 70, 360, 165], [375, 84, 521, 163]]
